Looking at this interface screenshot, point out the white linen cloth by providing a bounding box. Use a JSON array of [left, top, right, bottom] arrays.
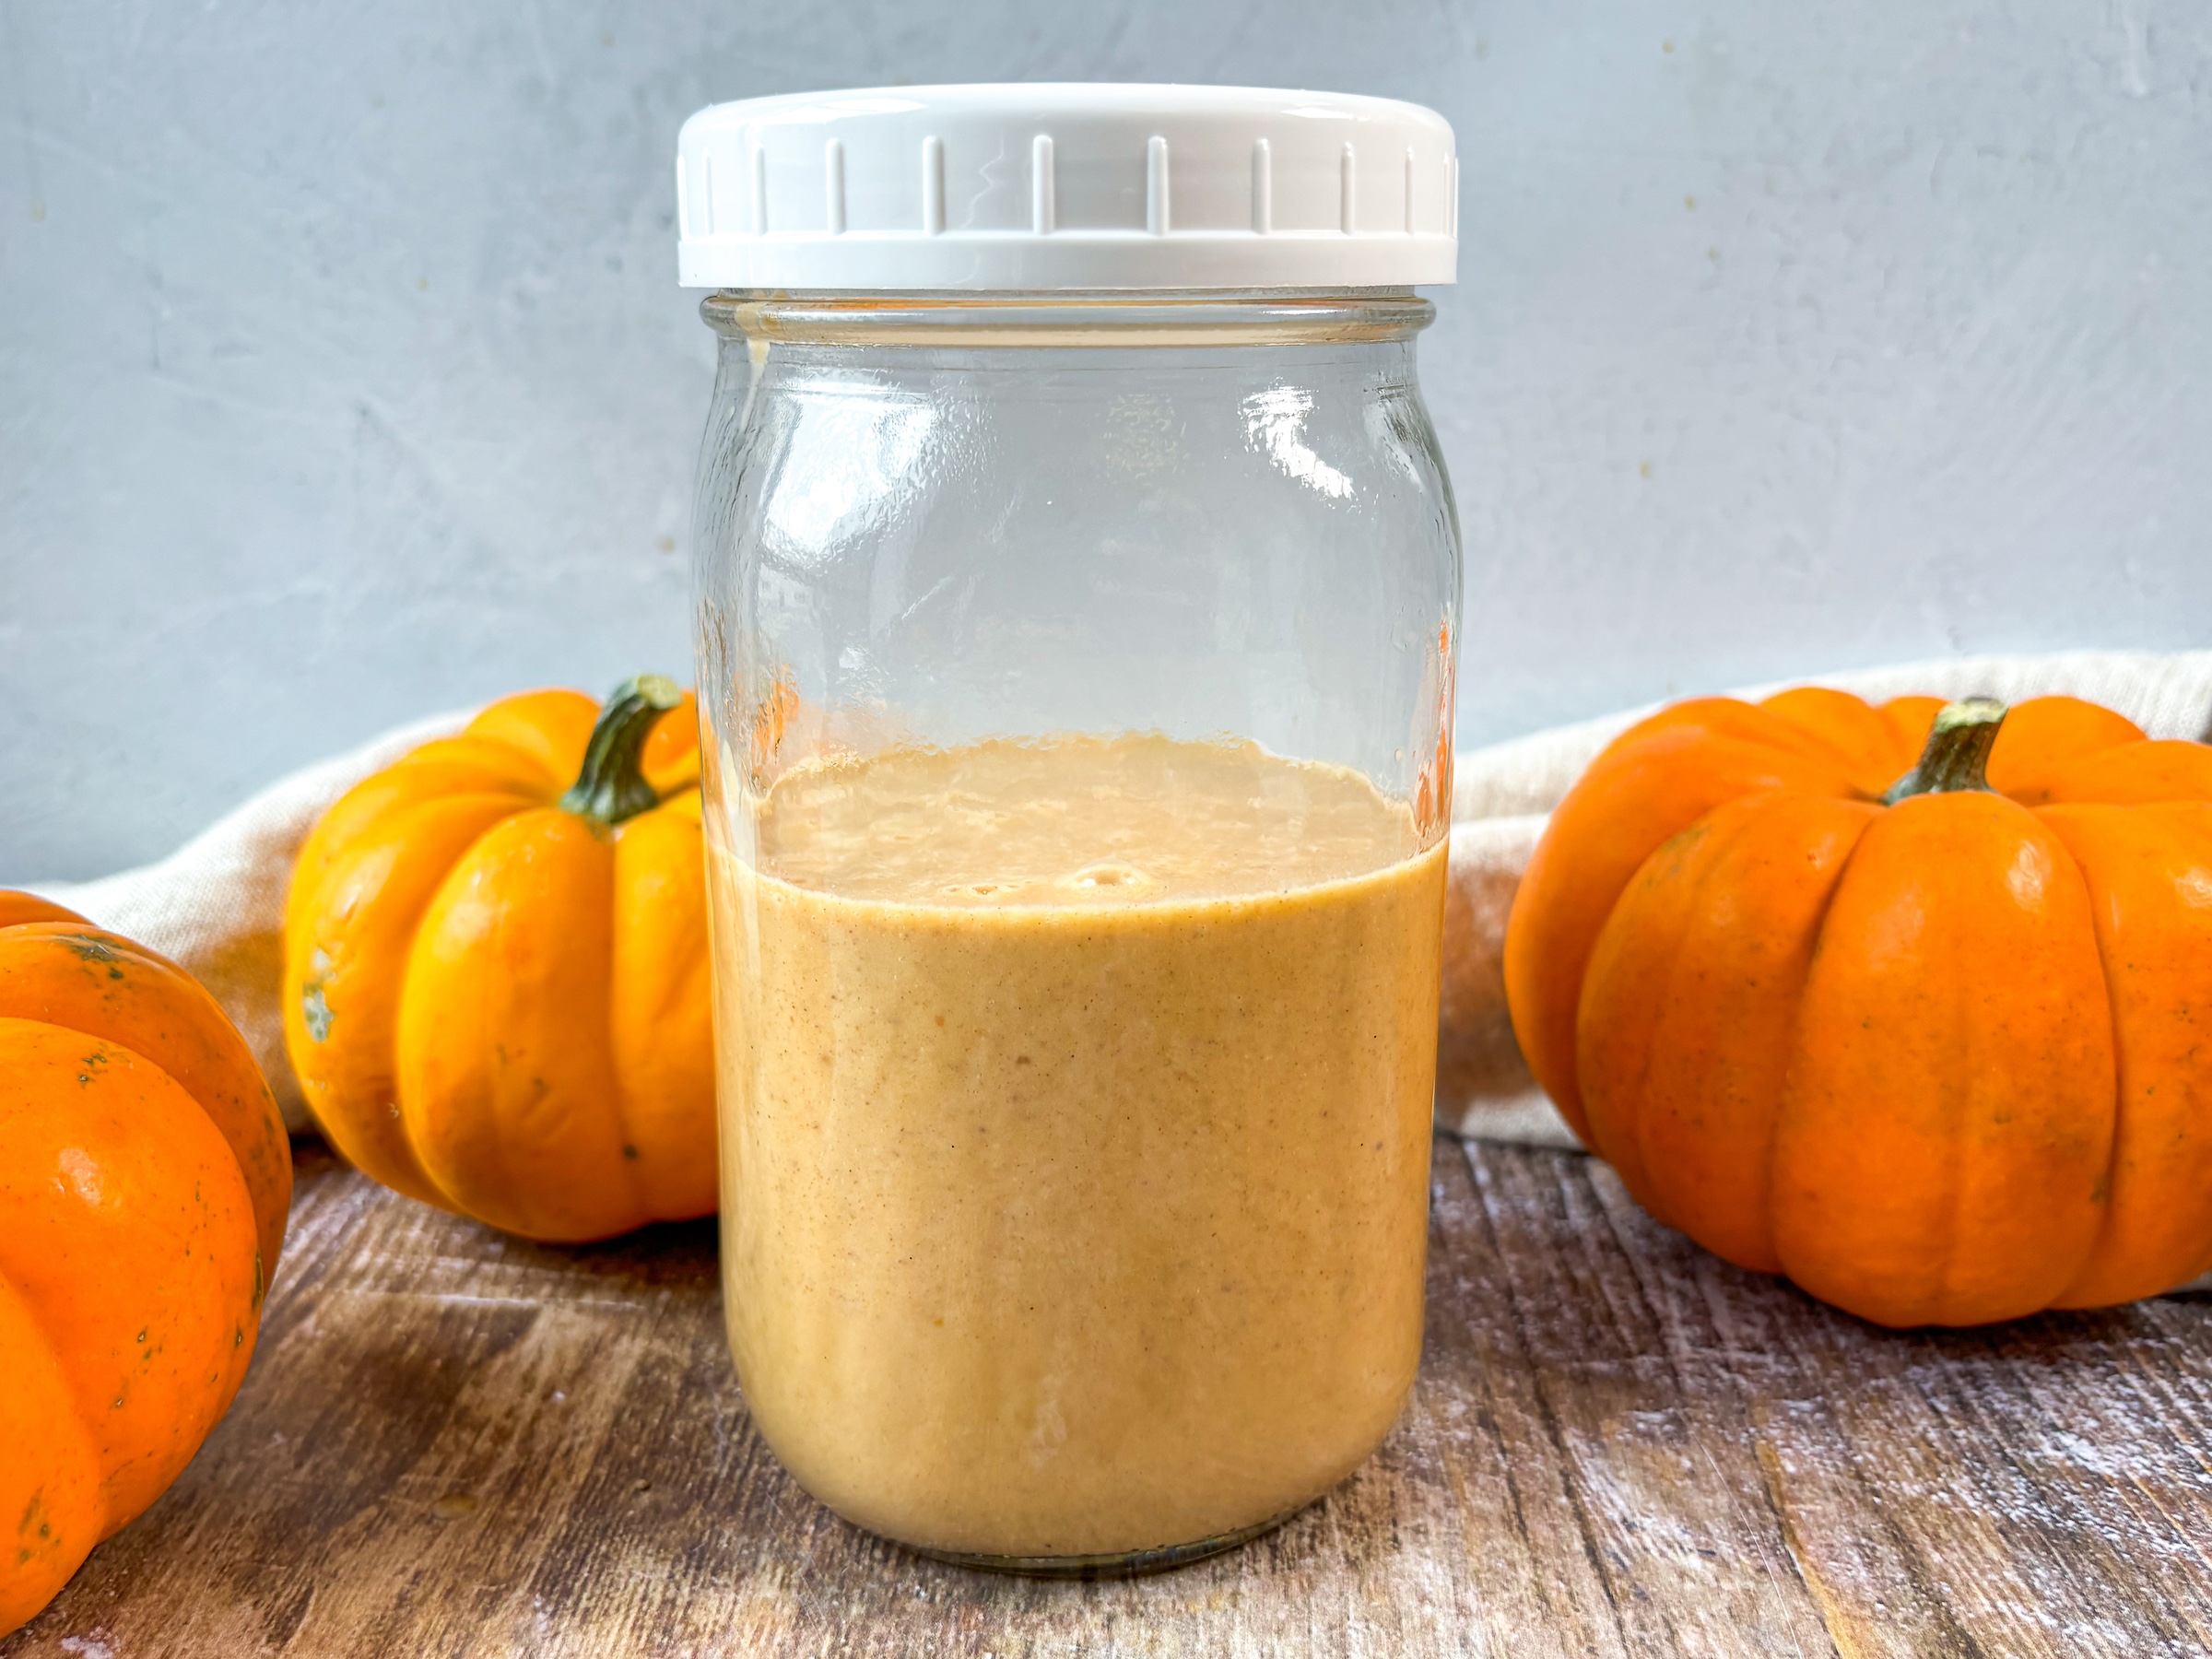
[[28, 709, 473, 1132], [23, 651, 2212, 1144]]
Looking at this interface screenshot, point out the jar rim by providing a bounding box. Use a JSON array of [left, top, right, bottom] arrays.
[[700, 289, 1434, 347]]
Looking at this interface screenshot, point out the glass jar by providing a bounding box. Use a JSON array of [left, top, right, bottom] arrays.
[[682, 86, 1462, 1574]]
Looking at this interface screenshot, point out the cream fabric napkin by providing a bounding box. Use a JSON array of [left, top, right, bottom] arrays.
[[23, 650, 2212, 1143], [28, 709, 473, 1133]]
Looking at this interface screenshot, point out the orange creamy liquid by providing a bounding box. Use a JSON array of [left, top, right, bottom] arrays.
[[709, 734, 1446, 1560]]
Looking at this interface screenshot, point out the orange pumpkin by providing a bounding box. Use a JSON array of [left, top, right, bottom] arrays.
[[282, 677, 713, 1241], [1504, 689, 2212, 1327], [0, 893, 290, 1635]]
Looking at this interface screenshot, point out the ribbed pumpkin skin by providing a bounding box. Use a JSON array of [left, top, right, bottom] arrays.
[[0, 897, 289, 1636], [281, 688, 713, 1242], [1503, 690, 2212, 1327]]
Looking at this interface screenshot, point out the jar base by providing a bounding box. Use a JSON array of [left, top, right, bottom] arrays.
[[908, 1506, 1302, 1580]]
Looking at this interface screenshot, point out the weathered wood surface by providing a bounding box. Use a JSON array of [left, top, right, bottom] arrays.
[[11, 1136, 2212, 1658]]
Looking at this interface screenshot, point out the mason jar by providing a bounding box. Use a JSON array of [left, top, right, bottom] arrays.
[[681, 84, 1462, 1574]]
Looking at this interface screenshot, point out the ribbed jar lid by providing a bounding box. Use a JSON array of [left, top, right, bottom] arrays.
[[676, 83, 1457, 291]]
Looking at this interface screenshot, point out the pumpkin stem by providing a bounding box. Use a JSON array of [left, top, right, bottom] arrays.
[[559, 675, 684, 826], [1882, 697, 2008, 805]]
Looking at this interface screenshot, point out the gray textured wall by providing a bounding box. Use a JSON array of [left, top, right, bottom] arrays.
[[4, 1, 2208, 880]]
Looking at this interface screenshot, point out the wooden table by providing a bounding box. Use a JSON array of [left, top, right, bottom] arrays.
[[9, 1135, 2212, 1658]]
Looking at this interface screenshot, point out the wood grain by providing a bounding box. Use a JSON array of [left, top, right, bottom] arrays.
[[9, 1137, 2212, 1657]]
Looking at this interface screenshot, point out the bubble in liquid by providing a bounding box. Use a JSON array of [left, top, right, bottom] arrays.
[[1062, 862, 1150, 893]]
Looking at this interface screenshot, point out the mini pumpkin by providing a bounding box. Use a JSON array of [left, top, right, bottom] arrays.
[[0, 893, 290, 1636], [1504, 689, 2212, 1327], [282, 677, 713, 1242]]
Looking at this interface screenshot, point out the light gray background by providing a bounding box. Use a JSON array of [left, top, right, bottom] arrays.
[[4, 1, 2206, 880]]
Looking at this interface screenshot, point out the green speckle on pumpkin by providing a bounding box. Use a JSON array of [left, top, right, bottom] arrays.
[[302, 981, 335, 1043]]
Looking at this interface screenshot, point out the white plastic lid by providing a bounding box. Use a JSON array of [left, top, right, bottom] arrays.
[[676, 84, 1457, 292]]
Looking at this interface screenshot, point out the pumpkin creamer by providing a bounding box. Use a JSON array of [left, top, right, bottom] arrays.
[[708, 733, 1446, 1565]]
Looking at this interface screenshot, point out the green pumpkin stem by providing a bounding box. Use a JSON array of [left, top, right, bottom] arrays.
[[1882, 697, 2008, 805], [559, 675, 684, 826]]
